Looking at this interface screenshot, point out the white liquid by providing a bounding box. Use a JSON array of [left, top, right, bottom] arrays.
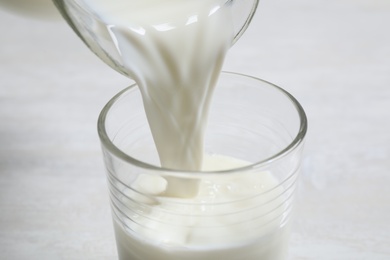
[[80, 0, 289, 259], [114, 154, 290, 260], [84, 0, 234, 171]]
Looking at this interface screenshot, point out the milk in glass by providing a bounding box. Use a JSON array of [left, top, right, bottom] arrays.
[[81, 0, 290, 259]]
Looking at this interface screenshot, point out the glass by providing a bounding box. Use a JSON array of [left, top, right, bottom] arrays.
[[52, 0, 259, 76], [98, 72, 308, 260]]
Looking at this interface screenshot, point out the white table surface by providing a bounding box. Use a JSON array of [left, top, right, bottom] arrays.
[[1, 1, 389, 259]]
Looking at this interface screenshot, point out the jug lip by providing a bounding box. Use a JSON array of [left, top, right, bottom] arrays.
[[230, 0, 260, 45], [97, 71, 307, 175]]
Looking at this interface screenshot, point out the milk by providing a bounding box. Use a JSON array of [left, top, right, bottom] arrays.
[[79, 0, 290, 258], [113, 154, 290, 260], [83, 0, 233, 171]]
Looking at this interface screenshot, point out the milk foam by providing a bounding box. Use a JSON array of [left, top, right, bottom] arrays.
[[114, 154, 289, 260]]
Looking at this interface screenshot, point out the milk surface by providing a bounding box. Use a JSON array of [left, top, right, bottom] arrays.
[[114, 154, 289, 260]]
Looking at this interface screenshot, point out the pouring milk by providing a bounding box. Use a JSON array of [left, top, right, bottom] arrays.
[[75, 0, 290, 259], [83, 0, 233, 171]]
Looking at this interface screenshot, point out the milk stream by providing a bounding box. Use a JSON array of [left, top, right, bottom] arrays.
[[83, 0, 234, 171]]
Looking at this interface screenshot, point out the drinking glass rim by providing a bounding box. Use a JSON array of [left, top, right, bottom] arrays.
[[97, 71, 308, 174]]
